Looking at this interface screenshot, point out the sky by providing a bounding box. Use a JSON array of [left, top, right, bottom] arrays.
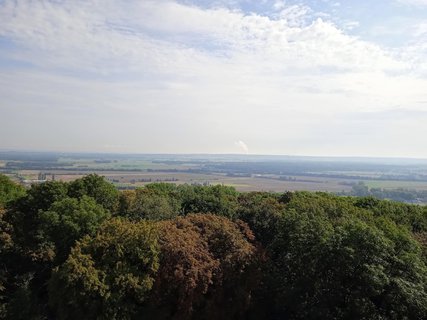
[[0, 0, 426, 157]]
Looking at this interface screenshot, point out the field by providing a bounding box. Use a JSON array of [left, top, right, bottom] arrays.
[[2, 170, 352, 192], [23, 171, 427, 193], [364, 180, 427, 191], [3, 152, 427, 197]]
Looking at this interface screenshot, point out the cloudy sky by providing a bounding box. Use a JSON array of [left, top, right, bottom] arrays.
[[0, 0, 426, 157]]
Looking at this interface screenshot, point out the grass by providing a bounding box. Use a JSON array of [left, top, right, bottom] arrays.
[[364, 180, 427, 190]]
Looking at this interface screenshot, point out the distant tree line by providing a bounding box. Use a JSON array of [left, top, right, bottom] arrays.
[[1, 174, 427, 319], [340, 181, 427, 204]]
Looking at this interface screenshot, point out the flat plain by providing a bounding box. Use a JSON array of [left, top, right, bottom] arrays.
[[3, 152, 427, 194]]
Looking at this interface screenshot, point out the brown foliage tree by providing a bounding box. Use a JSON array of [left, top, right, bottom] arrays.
[[149, 214, 261, 319]]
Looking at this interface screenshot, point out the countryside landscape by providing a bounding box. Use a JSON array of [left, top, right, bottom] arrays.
[[3, 151, 427, 203], [2, 0, 427, 319], [2, 163, 427, 319]]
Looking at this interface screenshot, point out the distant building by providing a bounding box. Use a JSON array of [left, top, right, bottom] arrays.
[[21, 171, 48, 187]]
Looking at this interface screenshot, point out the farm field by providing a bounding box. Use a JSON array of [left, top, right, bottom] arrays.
[[3, 152, 427, 196], [363, 180, 427, 191], [9, 168, 427, 194], [4, 170, 352, 192]]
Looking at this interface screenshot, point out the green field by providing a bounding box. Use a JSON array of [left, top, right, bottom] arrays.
[[364, 180, 427, 190]]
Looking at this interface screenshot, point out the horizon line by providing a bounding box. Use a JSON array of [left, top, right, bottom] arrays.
[[1, 148, 427, 162]]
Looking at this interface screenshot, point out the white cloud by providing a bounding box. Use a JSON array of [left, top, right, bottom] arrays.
[[342, 20, 359, 30], [0, 0, 426, 156], [273, 1, 287, 11], [0, 0, 413, 74], [397, 0, 427, 6], [413, 21, 427, 37]]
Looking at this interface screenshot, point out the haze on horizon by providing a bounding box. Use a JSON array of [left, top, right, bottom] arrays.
[[0, 0, 426, 158]]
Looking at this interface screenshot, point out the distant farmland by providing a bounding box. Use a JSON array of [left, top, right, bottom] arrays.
[[3, 152, 427, 195]]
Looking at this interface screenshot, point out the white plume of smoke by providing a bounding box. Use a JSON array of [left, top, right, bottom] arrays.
[[235, 140, 249, 154]]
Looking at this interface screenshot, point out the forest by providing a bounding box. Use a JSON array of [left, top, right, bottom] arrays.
[[1, 174, 427, 319]]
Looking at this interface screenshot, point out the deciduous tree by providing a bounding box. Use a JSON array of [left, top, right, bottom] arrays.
[[49, 218, 159, 320]]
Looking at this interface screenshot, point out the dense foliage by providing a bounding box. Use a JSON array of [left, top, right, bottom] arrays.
[[0, 175, 25, 208], [1, 174, 427, 319], [149, 214, 260, 319], [49, 218, 159, 320]]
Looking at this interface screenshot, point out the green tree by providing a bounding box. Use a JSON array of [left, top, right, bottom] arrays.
[[3, 183, 107, 319], [145, 183, 179, 195], [39, 196, 110, 263], [0, 175, 25, 208], [0, 208, 12, 318], [268, 208, 427, 319], [366, 199, 427, 233], [5, 181, 69, 266], [178, 184, 238, 218], [49, 218, 159, 320], [119, 187, 180, 221], [68, 174, 119, 212], [13, 180, 68, 214], [237, 192, 284, 246]]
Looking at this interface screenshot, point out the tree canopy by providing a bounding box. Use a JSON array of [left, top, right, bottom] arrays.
[[149, 214, 260, 319], [49, 218, 159, 320], [0, 175, 25, 208], [1, 175, 427, 319]]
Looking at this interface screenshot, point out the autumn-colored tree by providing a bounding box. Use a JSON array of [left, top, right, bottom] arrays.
[[2, 182, 427, 320], [149, 214, 261, 319], [117, 189, 137, 217], [49, 218, 159, 320], [414, 231, 427, 262]]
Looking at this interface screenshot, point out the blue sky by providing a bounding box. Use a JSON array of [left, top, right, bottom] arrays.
[[0, 0, 426, 157]]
